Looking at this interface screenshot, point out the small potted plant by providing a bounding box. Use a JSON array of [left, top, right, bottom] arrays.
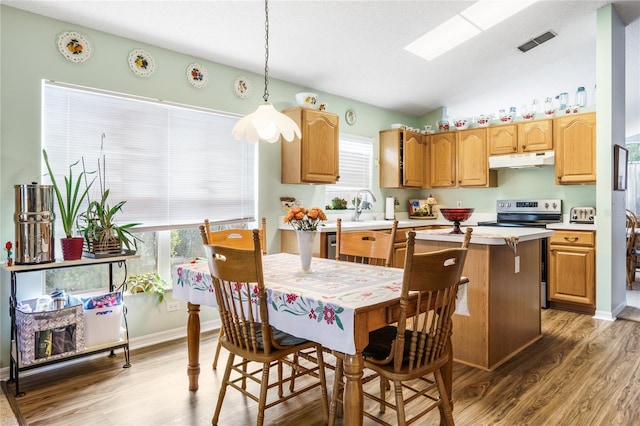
[[125, 272, 167, 304], [78, 189, 142, 256], [42, 149, 94, 260]]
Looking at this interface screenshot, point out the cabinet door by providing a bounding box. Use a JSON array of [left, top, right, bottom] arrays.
[[548, 245, 595, 306], [554, 112, 596, 185], [301, 110, 339, 183], [430, 132, 456, 187], [422, 135, 431, 188], [403, 131, 424, 187], [518, 119, 553, 152], [379, 129, 402, 188], [457, 128, 490, 187], [488, 125, 517, 155]]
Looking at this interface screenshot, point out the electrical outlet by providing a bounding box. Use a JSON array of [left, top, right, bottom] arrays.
[[456, 200, 462, 207], [166, 301, 180, 312], [515, 256, 520, 273]]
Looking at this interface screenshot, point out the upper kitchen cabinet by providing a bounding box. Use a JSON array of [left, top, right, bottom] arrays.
[[430, 132, 456, 187], [281, 107, 339, 184], [489, 120, 553, 155], [379, 129, 426, 188], [431, 129, 496, 188], [554, 112, 596, 185], [458, 128, 496, 187], [518, 119, 553, 152]]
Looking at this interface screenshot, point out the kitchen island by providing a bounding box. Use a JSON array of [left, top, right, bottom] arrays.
[[414, 227, 554, 371]]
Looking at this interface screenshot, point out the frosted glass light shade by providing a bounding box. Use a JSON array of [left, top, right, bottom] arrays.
[[231, 102, 301, 143]]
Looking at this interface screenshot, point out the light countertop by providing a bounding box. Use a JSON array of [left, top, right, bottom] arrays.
[[414, 227, 554, 245]]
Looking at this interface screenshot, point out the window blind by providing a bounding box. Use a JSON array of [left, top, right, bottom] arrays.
[[42, 81, 256, 232], [327, 135, 373, 192]]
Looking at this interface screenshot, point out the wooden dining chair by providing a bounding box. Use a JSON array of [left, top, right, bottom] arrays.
[[200, 217, 267, 254], [626, 210, 638, 289], [199, 218, 267, 370], [204, 230, 329, 426], [335, 218, 398, 266], [329, 227, 472, 426]]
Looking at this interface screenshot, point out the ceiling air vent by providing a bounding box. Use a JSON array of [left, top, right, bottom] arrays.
[[518, 30, 556, 53]]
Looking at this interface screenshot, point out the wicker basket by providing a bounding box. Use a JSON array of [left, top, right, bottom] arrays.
[[83, 238, 122, 256]]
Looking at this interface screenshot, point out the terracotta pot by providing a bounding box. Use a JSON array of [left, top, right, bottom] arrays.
[[61, 237, 84, 261]]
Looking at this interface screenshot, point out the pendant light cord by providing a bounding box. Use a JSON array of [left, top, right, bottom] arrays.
[[263, 0, 270, 103]]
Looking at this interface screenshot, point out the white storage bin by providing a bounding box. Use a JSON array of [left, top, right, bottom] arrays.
[[83, 303, 124, 348]]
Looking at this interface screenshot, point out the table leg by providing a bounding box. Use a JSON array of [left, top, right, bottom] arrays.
[[187, 302, 201, 391], [342, 352, 364, 426]]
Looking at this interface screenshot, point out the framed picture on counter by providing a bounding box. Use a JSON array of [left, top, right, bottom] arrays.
[[614, 144, 628, 191]]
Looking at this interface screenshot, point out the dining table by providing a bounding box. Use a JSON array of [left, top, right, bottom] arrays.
[[171, 252, 458, 426]]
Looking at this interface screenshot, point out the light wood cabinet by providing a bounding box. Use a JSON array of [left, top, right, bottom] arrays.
[[457, 128, 496, 187], [554, 112, 596, 185], [548, 230, 596, 314], [430, 132, 456, 187], [489, 120, 553, 155], [379, 129, 425, 188], [281, 107, 339, 184], [431, 129, 496, 188], [488, 124, 518, 155], [518, 119, 553, 152]]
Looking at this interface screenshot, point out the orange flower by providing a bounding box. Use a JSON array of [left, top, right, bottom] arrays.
[[283, 206, 327, 231]]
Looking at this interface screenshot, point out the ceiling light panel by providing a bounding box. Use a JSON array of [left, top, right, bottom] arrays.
[[461, 0, 539, 30], [404, 15, 481, 61]]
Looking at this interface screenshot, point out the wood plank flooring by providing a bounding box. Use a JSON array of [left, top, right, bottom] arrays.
[[5, 308, 640, 425]]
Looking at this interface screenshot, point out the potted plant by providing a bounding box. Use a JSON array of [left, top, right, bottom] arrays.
[[125, 272, 167, 304], [42, 149, 94, 260], [78, 189, 142, 256]]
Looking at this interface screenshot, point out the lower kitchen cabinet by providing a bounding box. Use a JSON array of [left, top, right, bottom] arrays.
[[548, 230, 596, 314]]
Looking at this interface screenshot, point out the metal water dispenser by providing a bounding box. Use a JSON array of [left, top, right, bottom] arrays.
[[14, 183, 55, 264]]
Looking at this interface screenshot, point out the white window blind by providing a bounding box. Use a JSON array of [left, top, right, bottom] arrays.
[[42, 81, 256, 232], [328, 135, 373, 192]]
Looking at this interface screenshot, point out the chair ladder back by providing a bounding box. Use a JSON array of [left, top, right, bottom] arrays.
[[336, 218, 398, 267], [394, 231, 469, 372], [205, 229, 273, 354], [201, 217, 267, 254]]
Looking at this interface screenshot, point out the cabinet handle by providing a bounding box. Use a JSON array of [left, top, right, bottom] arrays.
[[513, 147, 517, 151], [557, 176, 562, 180], [521, 145, 526, 150], [564, 237, 578, 242]]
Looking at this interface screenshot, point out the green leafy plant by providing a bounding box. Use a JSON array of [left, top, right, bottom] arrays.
[[78, 189, 143, 252], [125, 272, 167, 304], [42, 149, 94, 238]]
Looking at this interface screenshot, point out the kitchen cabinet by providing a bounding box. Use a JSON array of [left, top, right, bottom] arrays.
[[379, 129, 426, 188], [554, 112, 596, 185], [3, 255, 132, 396], [431, 129, 497, 188], [430, 132, 456, 187], [281, 107, 339, 184], [488, 120, 553, 155], [548, 230, 596, 314]]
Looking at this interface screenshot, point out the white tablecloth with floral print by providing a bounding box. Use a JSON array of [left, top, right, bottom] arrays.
[[171, 253, 404, 355]]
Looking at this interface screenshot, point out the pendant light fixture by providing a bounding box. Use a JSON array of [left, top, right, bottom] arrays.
[[231, 0, 301, 143]]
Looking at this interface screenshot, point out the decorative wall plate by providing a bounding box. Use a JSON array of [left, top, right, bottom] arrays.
[[345, 109, 357, 125], [233, 75, 252, 99], [57, 31, 91, 62], [186, 63, 208, 88], [128, 49, 155, 77]]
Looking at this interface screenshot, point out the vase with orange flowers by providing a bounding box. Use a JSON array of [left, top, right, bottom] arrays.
[[283, 206, 327, 273]]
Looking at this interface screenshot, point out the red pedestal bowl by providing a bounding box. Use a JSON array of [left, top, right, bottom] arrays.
[[439, 208, 475, 234]]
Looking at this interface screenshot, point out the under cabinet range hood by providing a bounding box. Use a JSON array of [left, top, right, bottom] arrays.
[[489, 151, 555, 169]]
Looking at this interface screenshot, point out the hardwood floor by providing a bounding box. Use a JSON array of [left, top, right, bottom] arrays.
[[5, 308, 640, 425]]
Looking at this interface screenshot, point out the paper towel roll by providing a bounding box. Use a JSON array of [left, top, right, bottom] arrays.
[[385, 197, 395, 220]]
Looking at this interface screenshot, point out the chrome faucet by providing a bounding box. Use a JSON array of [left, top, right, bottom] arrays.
[[352, 189, 376, 221]]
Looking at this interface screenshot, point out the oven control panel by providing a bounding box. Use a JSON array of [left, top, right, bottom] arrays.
[[496, 199, 562, 214], [570, 206, 596, 224]]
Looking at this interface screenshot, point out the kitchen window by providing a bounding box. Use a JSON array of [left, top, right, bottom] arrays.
[[41, 81, 256, 293], [325, 135, 373, 209]]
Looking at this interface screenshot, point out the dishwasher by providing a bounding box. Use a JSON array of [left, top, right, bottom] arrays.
[[326, 232, 337, 259]]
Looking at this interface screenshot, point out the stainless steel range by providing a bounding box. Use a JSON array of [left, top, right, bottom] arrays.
[[478, 199, 562, 228], [478, 199, 562, 309]]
